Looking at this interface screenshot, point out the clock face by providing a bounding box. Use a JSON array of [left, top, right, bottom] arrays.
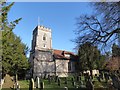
[[37, 51, 53, 61]]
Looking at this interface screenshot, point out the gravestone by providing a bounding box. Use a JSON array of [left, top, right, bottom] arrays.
[[77, 76, 81, 82], [86, 80, 94, 90], [40, 81, 44, 90], [79, 72, 82, 76], [104, 72, 109, 83], [80, 80, 83, 85], [72, 81, 76, 87], [64, 77, 67, 85], [75, 85, 79, 88], [96, 76, 101, 82], [100, 73, 104, 80], [99, 74, 103, 81], [71, 77, 74, 82], [43, 73, 47, 79], [84, 73, 89, 82], [51, 76, 54, 81], [64, 87, 68, 90], [58, 78, 61, 86], [16, 83, 20, 90], [111, 74, 120, 90], [55, 76, 58, 82], [36, 77, 40, 88], [71, 77, 75, 87], [29, 78, 34, 90], [88, 75, 90, 80], [48, 75, 51, 84]]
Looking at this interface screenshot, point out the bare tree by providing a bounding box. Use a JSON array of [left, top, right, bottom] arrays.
[[74, 2, 120, 49]]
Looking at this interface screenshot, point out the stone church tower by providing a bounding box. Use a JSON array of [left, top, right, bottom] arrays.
[[33, 25, 52, 50], [29, 25, 54, 78], [29, 24, 78, 78]]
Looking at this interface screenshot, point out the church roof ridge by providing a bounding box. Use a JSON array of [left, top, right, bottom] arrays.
[[53, 49, 74, 55]]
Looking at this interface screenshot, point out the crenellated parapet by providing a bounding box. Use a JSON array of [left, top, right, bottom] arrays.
[[38, 25, 51, 32]]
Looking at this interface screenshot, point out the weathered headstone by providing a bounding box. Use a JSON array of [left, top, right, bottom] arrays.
[[80, 80, 84, 88], [55, 76, 58, 82], [43, 73, 47, 79], [96, 76, 101, 82], [36, 77, 40, 88], [99, 74, 102, 81], [79, 72, 82, 76], [64, 87, 68, 90], [51, 76, 54, 81], [48, 75, 51, 84], [16, 83, 20, 90], [32, 78, 35, 90], [86, 80, 94, 90], [29, 78, 34, 90], [64, 77, 67, 85], [75, 85, 79, 88], [111, 74, 120, 90], [84, 73, 89, 82], [71, 77, 74, 82], [58, 78, 61, 86], [84, 77, 87, 82], [80, 80, 83, 85], [104, 72, 109, 83], [88, 75, 92, 81], [40, 81, 44, 90], [71, 77, 75, 87], [77, 76, 81, 82], [99, 72, 104, 80], [72, 81, 76, 87]]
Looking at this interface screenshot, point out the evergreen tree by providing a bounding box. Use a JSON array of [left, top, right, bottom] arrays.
[[112, 43, 120, 57], [1, 2, 29, 78], [78, 42, 101, 76]]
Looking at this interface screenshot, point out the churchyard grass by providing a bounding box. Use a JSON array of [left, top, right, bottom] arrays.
[[18, 80, 29, 88], [17, 76, 113, 90]]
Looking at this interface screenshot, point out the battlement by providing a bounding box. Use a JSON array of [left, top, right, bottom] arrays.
[[38, 25, 51, 32]]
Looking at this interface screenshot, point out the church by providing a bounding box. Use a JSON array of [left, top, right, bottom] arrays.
[[29, 25, 78, 78]]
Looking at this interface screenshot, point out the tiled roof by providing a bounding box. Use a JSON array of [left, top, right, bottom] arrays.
[[53, 49, 78, 60]]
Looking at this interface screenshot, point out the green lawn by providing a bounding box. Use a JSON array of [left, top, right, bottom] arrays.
[[17, 76, 113, 90], [18, 80, 29, 88]]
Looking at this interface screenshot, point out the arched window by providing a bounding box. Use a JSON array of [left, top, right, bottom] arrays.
[[43, 33, 46, 41]]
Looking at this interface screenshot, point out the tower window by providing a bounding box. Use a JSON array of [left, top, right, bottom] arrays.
[[43, 34, 46, 41], [43, 44, 46, 48]]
